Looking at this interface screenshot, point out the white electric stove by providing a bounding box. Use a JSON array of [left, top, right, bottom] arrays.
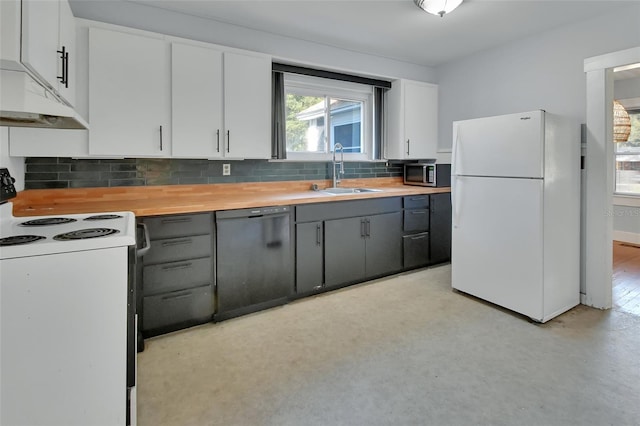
[[0, 168, 138, 426]]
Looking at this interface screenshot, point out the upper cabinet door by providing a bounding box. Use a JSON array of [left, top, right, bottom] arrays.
[[223, 52, 271, 159], [171, 43, 224, 158], [57, 0, 76, 106], [385, 79, 438, 160], [89, 27, 170, 157], [21, 0, 60, 91]]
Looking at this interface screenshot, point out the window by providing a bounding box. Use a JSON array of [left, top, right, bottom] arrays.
[[284, 74, 373, 160], [615, 108, 640, 195]]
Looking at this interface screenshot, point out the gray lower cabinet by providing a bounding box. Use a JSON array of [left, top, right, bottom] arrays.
[[295, 197, 403, 293], [324, 212, 403, 287], [140, 212, 215, 336], [430, 192, 452, 264], [403, 195, 431, 269], [295, 221, 324, 293]]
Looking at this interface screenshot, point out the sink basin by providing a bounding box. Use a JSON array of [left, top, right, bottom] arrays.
[[320, 187, 383, 195]]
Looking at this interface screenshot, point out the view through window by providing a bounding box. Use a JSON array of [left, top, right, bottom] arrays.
[[284, 74, 372, 160], [615, 108, 640, 195]]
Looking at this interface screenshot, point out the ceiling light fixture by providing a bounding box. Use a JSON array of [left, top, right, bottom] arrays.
[[414, 0, 463, 17]]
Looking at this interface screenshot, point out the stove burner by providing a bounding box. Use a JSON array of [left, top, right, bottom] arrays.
[[0, 235, 46, 246], [84, 214, 123, 221], [54, 228, 120, 241], [20, 217, 78, 226]]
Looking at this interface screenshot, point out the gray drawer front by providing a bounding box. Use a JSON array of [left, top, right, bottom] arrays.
[[144, 234, 212, 265], [296, 197, 402, 222], [404, 195, 430, 210], [404, 209, 429, 232], [403, 232, 430, 269], [143, 257, 213, 296], [143, 284, 214, 331], [144, 213, 213, 240]]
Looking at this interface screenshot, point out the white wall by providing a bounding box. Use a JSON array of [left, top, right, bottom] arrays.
[[435, 4, 640, 152], [68, 0, 436, 83], [0, 127, 25, 191]]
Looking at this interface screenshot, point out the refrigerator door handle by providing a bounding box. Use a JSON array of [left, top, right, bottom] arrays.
[[452, 175, 462, 229]]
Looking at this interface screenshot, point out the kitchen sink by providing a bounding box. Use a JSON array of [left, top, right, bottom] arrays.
[[320, 187, 383, 195]]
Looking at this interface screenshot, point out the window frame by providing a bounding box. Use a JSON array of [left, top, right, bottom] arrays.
[[283, 73, 374, 162], [614, 106, 640, 197]]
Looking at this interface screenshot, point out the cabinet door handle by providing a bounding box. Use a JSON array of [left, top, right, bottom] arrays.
[[159, 125, 164, 151], [161, 262, 193, 271], [161, 217, 192, 224], [360, 219, 365, 237], [216, 129, 220, 152], [162, 291, 192, 301], [366, 218, 371, 237], [161, 238, 192, 247], [227, 130, 230, 153], [57, 46, 69, 88], [406, 139, 410, 156], [316, 224, 321, 246]]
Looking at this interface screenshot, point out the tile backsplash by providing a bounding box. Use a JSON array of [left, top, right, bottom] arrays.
[[24, 158, 403, 190]]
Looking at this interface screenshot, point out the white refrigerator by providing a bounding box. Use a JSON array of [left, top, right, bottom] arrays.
[[451, 110, 580, 323]]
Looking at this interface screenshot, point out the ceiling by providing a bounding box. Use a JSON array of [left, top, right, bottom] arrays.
[[91, 0, 637, 68]]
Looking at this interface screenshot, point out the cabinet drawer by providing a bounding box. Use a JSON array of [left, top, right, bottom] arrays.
[[144, 234, 213, 265], [403, 195, 429, 210], [143, 284, 214, 331], [404, 209, 429, 232], [403, 232, 430, 269], [143, 257, 213, 296], [144, 213, 213, 240]]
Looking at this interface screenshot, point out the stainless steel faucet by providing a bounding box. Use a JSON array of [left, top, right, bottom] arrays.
[[332, 143, 345, 188]]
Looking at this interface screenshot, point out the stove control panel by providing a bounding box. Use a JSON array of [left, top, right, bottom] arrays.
[[0, 168, 17, 202]]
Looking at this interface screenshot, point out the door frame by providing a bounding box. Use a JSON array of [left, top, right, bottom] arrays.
[[583, 46, 640, 309]]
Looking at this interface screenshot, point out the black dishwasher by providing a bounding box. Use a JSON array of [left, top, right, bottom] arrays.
[[215, 206, 293, 321]]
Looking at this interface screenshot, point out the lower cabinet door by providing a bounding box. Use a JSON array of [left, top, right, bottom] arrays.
[[324, 217, 366, 287], [142, 284, 214, 331], [366, 211, 403, 278], [296, 222, 324, 293], [403, 232, 430, 269]]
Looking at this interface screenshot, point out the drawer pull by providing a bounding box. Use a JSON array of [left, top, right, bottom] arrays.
[[161, 262, 193, 271], [161, 238, 192, 247], [409, 196, 426, 201], [411, 211, 427, 215], [162, 292, 192, 301], [161, 217, 192, 224], [411, 235, 427, 240]]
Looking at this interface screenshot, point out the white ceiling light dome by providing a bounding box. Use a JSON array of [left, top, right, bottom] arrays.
[[414, 0, 464, 17]]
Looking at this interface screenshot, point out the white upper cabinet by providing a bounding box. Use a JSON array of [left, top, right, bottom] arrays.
[[57, 0, 76, 105], [89, 27, 170, 157], [223, 51, 271, 159], [171, 43, 224, 158], [385, 79, 438, 160], [20, 0, 76, 106]]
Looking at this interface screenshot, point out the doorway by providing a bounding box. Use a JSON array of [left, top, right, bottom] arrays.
[[584, 47, 640, 310]]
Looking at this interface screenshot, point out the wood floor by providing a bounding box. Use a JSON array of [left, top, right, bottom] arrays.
[[613, 240, 640, 316]]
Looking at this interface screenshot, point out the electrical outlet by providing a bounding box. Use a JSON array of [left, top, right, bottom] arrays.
[[222, 164, 231, 176]]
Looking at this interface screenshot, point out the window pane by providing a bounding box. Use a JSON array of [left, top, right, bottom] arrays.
[[285, 94, 325, 152], [615, 110, 640, 194], [330, 98, 362, 153]]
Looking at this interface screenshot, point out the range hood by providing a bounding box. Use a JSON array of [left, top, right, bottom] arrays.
[[0, 70, 88, 129]]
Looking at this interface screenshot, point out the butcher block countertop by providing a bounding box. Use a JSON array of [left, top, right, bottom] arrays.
[[12, 177, 451, 217]]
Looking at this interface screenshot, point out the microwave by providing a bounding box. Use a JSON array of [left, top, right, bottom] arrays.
[[404, 163, 451, 187]]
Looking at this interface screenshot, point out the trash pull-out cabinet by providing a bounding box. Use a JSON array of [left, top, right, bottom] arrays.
[[139, 212, 215, 336]]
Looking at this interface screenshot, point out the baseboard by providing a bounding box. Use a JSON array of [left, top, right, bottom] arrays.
[[613, 230, 640, 245]]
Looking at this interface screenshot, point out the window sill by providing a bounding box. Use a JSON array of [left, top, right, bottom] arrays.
[[613, 194, 640, 207]]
